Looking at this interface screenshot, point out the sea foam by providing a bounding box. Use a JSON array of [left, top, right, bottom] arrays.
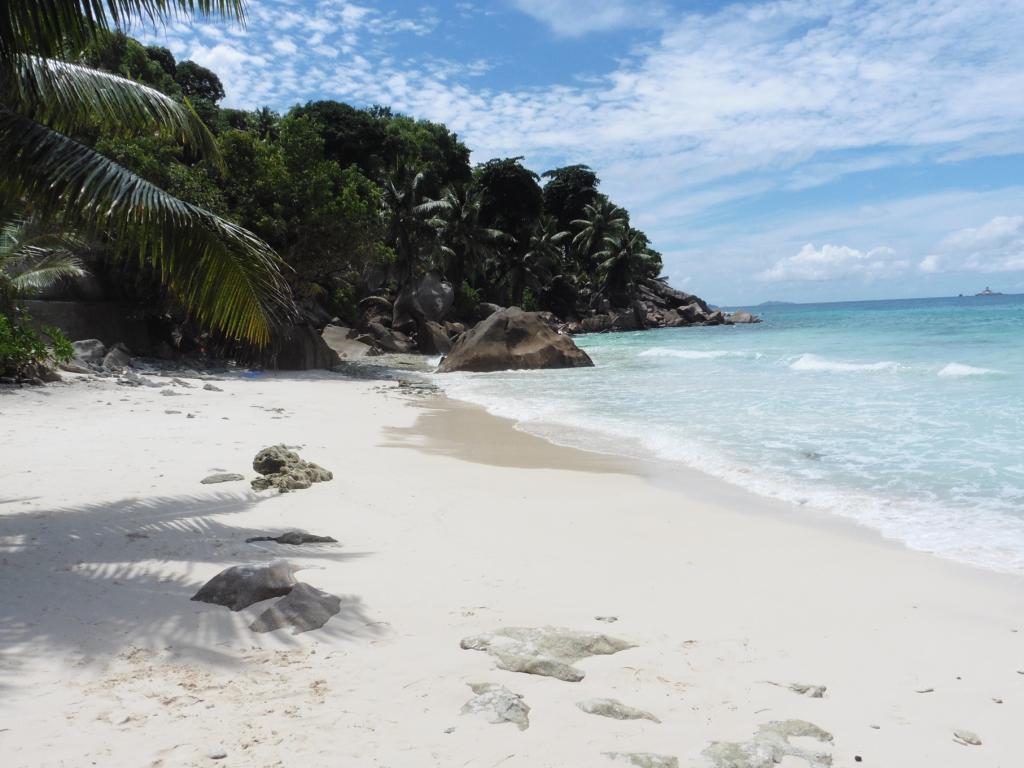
[[639, 347, 732, 360], [789, 353, 899, 373], [938, 362, 1002, 377]]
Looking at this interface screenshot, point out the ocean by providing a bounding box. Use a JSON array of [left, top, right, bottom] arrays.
[[431, 294, 1024, 574]]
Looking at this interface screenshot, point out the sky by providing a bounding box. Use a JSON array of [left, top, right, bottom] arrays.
[[148, 0, 1024, 305]]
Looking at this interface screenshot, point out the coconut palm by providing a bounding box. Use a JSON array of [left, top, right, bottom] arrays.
[[595, 228, 657, 305], [381, 168, 442, 285], [0, 1, 293, 345], [571, 196, 627, 275], [426, 185, 507, 290], [0, 213, 86, 309]]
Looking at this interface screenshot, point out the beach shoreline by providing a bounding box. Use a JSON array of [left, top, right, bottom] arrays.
[[1, 371, 1021, 766]]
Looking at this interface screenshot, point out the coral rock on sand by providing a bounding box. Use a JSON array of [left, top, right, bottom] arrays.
[[245, 531, 337, 545], [190, 560, 299, 611], [461, 682, 531, 730], [438, 308, 594, 373], [460, 626, 635, 682], [200, 473, 245, 485], [250, 445, 333, 492], [603, 752, 678, 768], [577, 698, 660, 723], [702, 720, 833, 768], [250, 583, 341, 634], [953, 730, 982, 746], [768, 681, 827, 698]]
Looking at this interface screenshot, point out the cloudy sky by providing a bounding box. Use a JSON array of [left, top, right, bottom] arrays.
[[152, 0, 1024, 304]]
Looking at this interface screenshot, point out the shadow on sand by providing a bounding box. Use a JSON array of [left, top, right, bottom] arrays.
[[0, 491, 380, 689]]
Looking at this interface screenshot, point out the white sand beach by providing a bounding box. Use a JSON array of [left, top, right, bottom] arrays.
[[1, 371, 1022, 767]]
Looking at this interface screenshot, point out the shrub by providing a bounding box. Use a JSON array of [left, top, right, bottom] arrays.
[[0, 311, 73, 378], [521, 287, 538, 312]]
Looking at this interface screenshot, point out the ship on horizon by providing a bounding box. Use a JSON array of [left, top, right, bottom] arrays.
[[975, 286, 1003, 296]]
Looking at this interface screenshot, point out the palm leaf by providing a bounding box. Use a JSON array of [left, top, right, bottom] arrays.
[[3, 56, 221, 163], [5, 247, 86, 292], [1, 2, 246, 66], [0, 108, 293, 345]]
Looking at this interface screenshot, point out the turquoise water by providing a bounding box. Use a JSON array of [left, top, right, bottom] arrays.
[[433, 295, 1024, 573]]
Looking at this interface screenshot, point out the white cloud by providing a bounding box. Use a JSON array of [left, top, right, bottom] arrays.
[[921, 215, 1024, 273], [508, 0, 666, 36], [272, 36, 298, 55], [758, 243, 906, 282]]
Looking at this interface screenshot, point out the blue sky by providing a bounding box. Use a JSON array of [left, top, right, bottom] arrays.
[[152, 0, 1024, 305]]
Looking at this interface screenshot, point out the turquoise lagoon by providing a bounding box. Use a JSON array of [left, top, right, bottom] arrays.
[[433, 295, 1024, 573]]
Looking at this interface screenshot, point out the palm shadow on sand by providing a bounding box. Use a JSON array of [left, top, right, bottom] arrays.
[[0, 491, 382, 690]]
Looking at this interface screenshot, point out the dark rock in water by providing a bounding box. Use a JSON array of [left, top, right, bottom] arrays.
[[610, 305, 643, 331], [462, 682, 531, 730], [245, 531, 338, 545], [580, 314, 613, 333], [102, 342, 132, 371], [393, 271, 454, 330], [676, 303, 706, 323], [603, 752, 678, 768], [439, 309, 594, 373], [703, 719, 833, 768], [200, 472, 245, 485], [191, 560, 298, 611], [251, 444, 333, 492], [704, 309, 726, 326], [273, 324, 340, 371], [250, 583, 341, 634], [729, 310, 761, 324], [475, 302, 503, 321], [419, 320, 452, 355], [460, 626, 634, 682]]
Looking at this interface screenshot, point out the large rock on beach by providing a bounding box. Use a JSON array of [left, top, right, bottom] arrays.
[[251, 445, 333, 492], [249, 583, 341, 634], [273, 324, 340, 370], [366, 321, 414, 353], [393, 271, 453, 331], [190, 560, 299, 611], [102, 342, 132, 371], [418, 320, 452, 355], [71, 339, 106, 364], [460, 626, 634, 682], [439, 308, 594, 373]]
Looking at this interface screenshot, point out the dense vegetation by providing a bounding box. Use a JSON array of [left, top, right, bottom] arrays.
[[68, 32, 665, 335]]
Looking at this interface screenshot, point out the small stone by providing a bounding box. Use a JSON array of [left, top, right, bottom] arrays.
[[603, 752, 678, 768], [161, 389, 181, 397], [770, 681, 827, 698], [953, 730, 981, 746], [165, 410, 181, 415], [855, 756, 862, 763], [577, 698, 660, 723], [869, 724, 881, 729], [915, 688, 934, 694], [200, 473, 245, 485], [207, 748, 227, 760], [187, 413, 195, 419], [461, 682, 530, 730], [203, 383, 223, 392], [992, 697, 1003, 704], [595, 616, 618, 623]]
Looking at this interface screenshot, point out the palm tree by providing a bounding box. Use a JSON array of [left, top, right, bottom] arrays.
[[0, 1, 293, 346], [0, 212, 86, 309], [426, 185, 506, 290], [571, 196, 627, 276], [381, 168, 440, 286], [595, 229, 657, 305], [493, 216, 569, 307]]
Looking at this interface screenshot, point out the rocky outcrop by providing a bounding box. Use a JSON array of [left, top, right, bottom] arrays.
[[102, 342, 132, 371], [461, 683, 531, 730], [321, 325, 372, 360], [475, 302, 503, 321], [249, 583, 341, 635], [460, 626, 634, 682], [418, 320, 452, 355], [251, 445, 333, 492], [366, 322, 414, 353], [393, 271, 454, 332], [728, 310, 761, 324], [190, 560, 299, 611], [439, 309, 594, 373], [273, 324, 340, 370]]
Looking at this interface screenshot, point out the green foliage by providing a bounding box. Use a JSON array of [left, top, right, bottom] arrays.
[[542, 165, 599, 233], [454, 280, 480, 319], [0, 311, 72, 377], [474, 157, 544, 245], [521, 287, 538, 312]]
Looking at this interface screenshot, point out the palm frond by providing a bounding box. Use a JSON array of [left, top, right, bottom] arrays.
[[4, 56, 221, 163], [6, 247, 86, 292], [1, 2, 246, 66], [0, 108, 293, 345]]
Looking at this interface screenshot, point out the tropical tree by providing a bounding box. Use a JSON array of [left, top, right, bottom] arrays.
[[571, 196, 628, 274], [0, 212, 85, 310], [595, 229, 657, 304], [426, 185, 507, 291], [542, 164, 598, 233], [381, 167, 440, 285], [0, 0, 293, 346]]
